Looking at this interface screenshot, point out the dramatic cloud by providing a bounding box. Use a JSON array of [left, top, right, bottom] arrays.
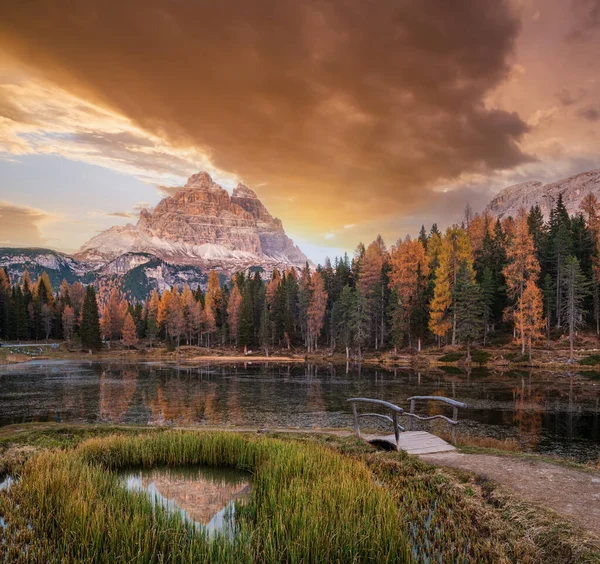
[[0, 78, 233, 186], [0, 201, 56, 246], [578, 105, 600, 122], [567, 0, 600, 41], [0, 0, 531, 240]]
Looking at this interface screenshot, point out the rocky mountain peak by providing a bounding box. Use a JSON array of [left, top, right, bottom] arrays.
[[485, 169, 600, 219], [184, 171, 219, 191], [75, 171, 308, 274], [232, 183, 258, 199]]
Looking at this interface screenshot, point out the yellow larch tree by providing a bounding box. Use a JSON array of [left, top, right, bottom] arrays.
[[429, 226, 474, 346]]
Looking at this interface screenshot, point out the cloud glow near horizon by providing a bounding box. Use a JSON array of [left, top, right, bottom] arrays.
[[0, 0, 599, 264]]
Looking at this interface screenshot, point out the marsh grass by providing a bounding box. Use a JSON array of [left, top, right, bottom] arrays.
[[0, 432, 409, 563], [1, 429, 598, 563]]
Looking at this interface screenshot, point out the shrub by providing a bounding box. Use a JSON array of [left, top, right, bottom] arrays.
[[470, 349, 491, 365], [437, 352, 463, 362]]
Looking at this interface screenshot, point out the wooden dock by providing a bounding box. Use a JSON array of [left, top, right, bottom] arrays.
[[347, 396, 467, 455], [361, 431, 456, 455]]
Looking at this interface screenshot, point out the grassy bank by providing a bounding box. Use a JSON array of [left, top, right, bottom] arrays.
[[1, 427, 598, 562]]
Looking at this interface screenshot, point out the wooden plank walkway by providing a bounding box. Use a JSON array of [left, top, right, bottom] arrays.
[[361, 431, 456, 455]]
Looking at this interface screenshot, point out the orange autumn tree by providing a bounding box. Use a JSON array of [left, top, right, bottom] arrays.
[[358, 237, 387, 349], [167, 287, 185, 346], [203, 270, 220, 346], [106, 287, 128, 340], [122, 312, 138, 348], [514, 279, 545, 358], [502, 208, 542, 353], [157, 289, 171, 339], [388, 235, 429, 349], [429, 226, 473, 346], [467, 211, 495, 255], [146, 290, 160, 344], [306, 271, 328, 352], [227, 281, 243, 346]]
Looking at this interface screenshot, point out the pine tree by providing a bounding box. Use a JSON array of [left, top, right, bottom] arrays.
[[351, 284, 370, 360], [429, 226, 473, 345], [41, 303, 54, 341], [560, 256, 590, 359], [418, 225, 429, 251], [238, 281, 255, 347], [542, 273, 554, 348], [81, 285, 102, 351], [480, 267, 495, 345], [331, 284, 354, 358], [62, 305, 75, 342], [0, 268, 11, 340], [453, 260, 483, 360], [259, 304, 271, 356]]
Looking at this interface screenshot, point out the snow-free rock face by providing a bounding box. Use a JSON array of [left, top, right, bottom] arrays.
[[231, 183, 307, 264], [75, 172, 308, 273], [486, 169, 600, 219]]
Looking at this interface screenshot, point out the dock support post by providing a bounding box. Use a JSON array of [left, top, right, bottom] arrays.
[[352, 402, 361, 439], [393, 411, 400, 450]]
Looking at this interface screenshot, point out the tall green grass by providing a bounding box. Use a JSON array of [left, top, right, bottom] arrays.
[[0, 432, 409, 562]]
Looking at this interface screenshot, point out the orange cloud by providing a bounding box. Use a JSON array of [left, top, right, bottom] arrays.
[[0, 201, 57, 246], [0, 0, 532, 243]]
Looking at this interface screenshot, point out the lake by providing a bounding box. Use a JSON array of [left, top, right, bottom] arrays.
[[0, 360, 598, 462]]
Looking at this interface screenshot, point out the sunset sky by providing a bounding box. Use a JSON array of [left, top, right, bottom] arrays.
[[0, 0, 599, 263]]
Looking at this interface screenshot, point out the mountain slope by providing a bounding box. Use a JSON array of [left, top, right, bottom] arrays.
[[485, 169, 600, 219], [0, 248, 89, 287]]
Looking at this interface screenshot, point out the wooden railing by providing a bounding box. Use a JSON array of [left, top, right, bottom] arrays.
[[405, 396, 467, 443], [347, 398, 405, 449], [347, 396, 467, 447]]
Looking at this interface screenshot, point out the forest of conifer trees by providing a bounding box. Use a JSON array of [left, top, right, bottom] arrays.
[[1, 193, 600, 359]]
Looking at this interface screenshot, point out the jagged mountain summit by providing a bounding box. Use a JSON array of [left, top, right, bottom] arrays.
[[75, 172, 308, 271], [485, 169, 600, 219]]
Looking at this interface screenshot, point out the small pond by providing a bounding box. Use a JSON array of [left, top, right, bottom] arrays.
[[119, 466, 251, 537]]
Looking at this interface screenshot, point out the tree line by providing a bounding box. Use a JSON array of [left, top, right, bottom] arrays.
[[1, 193, 599, 359]]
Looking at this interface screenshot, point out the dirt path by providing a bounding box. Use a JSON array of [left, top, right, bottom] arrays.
[[421, 451, 600, 538]]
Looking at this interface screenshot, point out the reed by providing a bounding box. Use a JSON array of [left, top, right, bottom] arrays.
[[0, 431, 409, 562]]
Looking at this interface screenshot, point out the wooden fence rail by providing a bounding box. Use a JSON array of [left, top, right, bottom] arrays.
[[347, 395, 467, 449]]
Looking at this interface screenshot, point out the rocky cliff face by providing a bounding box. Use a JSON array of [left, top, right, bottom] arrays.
[[486, 169, 600, 219], [75, 172, 308, 273]]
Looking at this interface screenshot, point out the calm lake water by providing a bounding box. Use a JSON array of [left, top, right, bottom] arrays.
[[0, 360, 598, 461], [119, 465, 250, 537]]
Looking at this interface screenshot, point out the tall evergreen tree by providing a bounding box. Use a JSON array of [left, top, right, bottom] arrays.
[[81, 286, 102, 351], [453, 261, 483, 361], [560, 256, 590, 359]]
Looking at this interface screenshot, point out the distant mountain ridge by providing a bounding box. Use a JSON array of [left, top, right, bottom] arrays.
[[0, 172, 308, 298], [0, 248, 214, 301], [485, 169, 600, 219]]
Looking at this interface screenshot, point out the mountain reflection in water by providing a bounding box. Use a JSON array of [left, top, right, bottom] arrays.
[[120, 466, 250, 536], [0, 361, 598, 461]]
